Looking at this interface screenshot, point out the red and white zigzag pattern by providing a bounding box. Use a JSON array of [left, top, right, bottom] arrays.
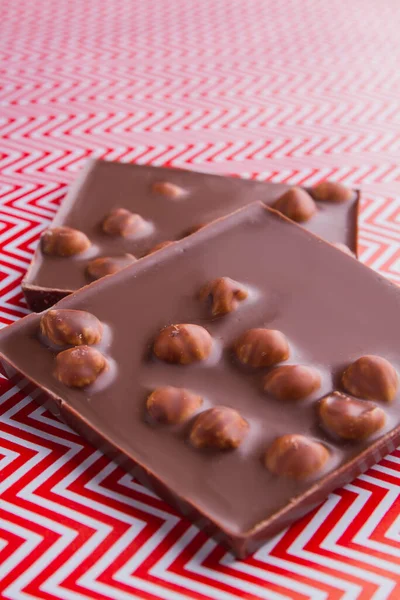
[[0, 0, 399, 598]]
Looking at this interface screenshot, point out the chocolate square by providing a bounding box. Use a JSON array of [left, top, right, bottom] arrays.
[[22, 160, 359, 311], [3, 203, 391, 559]]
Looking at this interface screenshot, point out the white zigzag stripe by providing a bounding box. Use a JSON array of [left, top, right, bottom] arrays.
[[347, 484, 400, 559], [288, 494, 395, 598]]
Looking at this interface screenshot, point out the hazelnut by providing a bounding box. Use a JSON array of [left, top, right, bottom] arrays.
[[264, 434, 329, 480], [153, 324, 212, 365], [319, 392, 386, 441], [234, 328, 290, 368], [189, 406, 249, 450], [151, 181, 186, 198], [263, 365, 321, 401], [40, 309, 103, 347], [102, 208, 150, 237], [272, 188, 317, 223], [147, 240, 175, 255], [311, 181, 355, 203], [199, 277, 248, 317], [86, 254, 137, 280], [54, 346, 107, 388], [41, 227, 91, 257], [146, 386, 203, 424], [342, 355, 398, 403], [334, 243, 355, 257]]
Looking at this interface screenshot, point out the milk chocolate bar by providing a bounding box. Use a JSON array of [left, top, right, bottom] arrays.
[[2, 203, 392, 559], [22, 159, 359, 311]]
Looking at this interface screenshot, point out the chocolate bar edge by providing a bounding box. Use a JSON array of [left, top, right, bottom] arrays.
[[22, 159, 98, 311], [1, 348, 398, 558]]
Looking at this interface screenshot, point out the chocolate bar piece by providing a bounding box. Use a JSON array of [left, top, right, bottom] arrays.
[[22, 159, 359, 311], [2, 203, 392, 559]]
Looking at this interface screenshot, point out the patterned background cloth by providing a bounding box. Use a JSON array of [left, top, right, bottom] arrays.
[[0, 1, 399, 598]]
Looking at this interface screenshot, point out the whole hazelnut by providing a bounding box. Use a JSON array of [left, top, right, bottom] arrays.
[[154, 324, 213, 365], [189, 406, 249, 450], [54, 346, 107, 388], [264, 434, 329, 480], [319, 392, 386, 441], [272, 188, 317, 223], [263, 365, 321, 401], [342, 355, 398, 403], [41, 227, 91, 257], [86, 254, 137, 280], [40, 309, 103, 347], [147, 240, 175, 255], [146, 386, 203, 424], [334, 243, 355, 257], [151, 181, 187, 198], [102, 208, 150, 237], [199, 277, 248, 317], [311, 181, 355, 203], [234, 328, 290, 368]]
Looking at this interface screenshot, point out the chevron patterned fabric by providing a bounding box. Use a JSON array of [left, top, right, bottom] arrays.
[[1, 0, 400, 598]]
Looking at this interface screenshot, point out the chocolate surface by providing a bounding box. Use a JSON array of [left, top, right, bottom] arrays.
[[2, 203, 396, 558], [22, 160, 359, 310]]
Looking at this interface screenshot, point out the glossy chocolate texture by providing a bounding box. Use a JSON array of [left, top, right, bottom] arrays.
[[2, 203, 395, 559], [22, 159, 359, 310]]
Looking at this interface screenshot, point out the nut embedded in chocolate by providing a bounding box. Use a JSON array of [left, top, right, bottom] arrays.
[[151, 181, 187, 198], [264, 434, 329, 479], [199, 277, 248, 317], [54, 345, 107, 388], [40, 309, 103, 347], [146, 386, 203, 424], [189, 406, 249, 450], [233, 328, 290, 368], [147, 240, 175, 255], [102, 208, 150, 237], [272, 188, 317, 223], [311, 181, 355, 203], [263, 365, 321, 401], [153, 324, 213, 365], [319, 391, 386, 441], [41, 227, 91, 257], [86, 254, 137, 281], [342, 355, 398, 403]]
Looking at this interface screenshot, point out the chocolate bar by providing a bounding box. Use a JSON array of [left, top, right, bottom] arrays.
[[22, 159, 359, 311], [2, 203, 394, 559]]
